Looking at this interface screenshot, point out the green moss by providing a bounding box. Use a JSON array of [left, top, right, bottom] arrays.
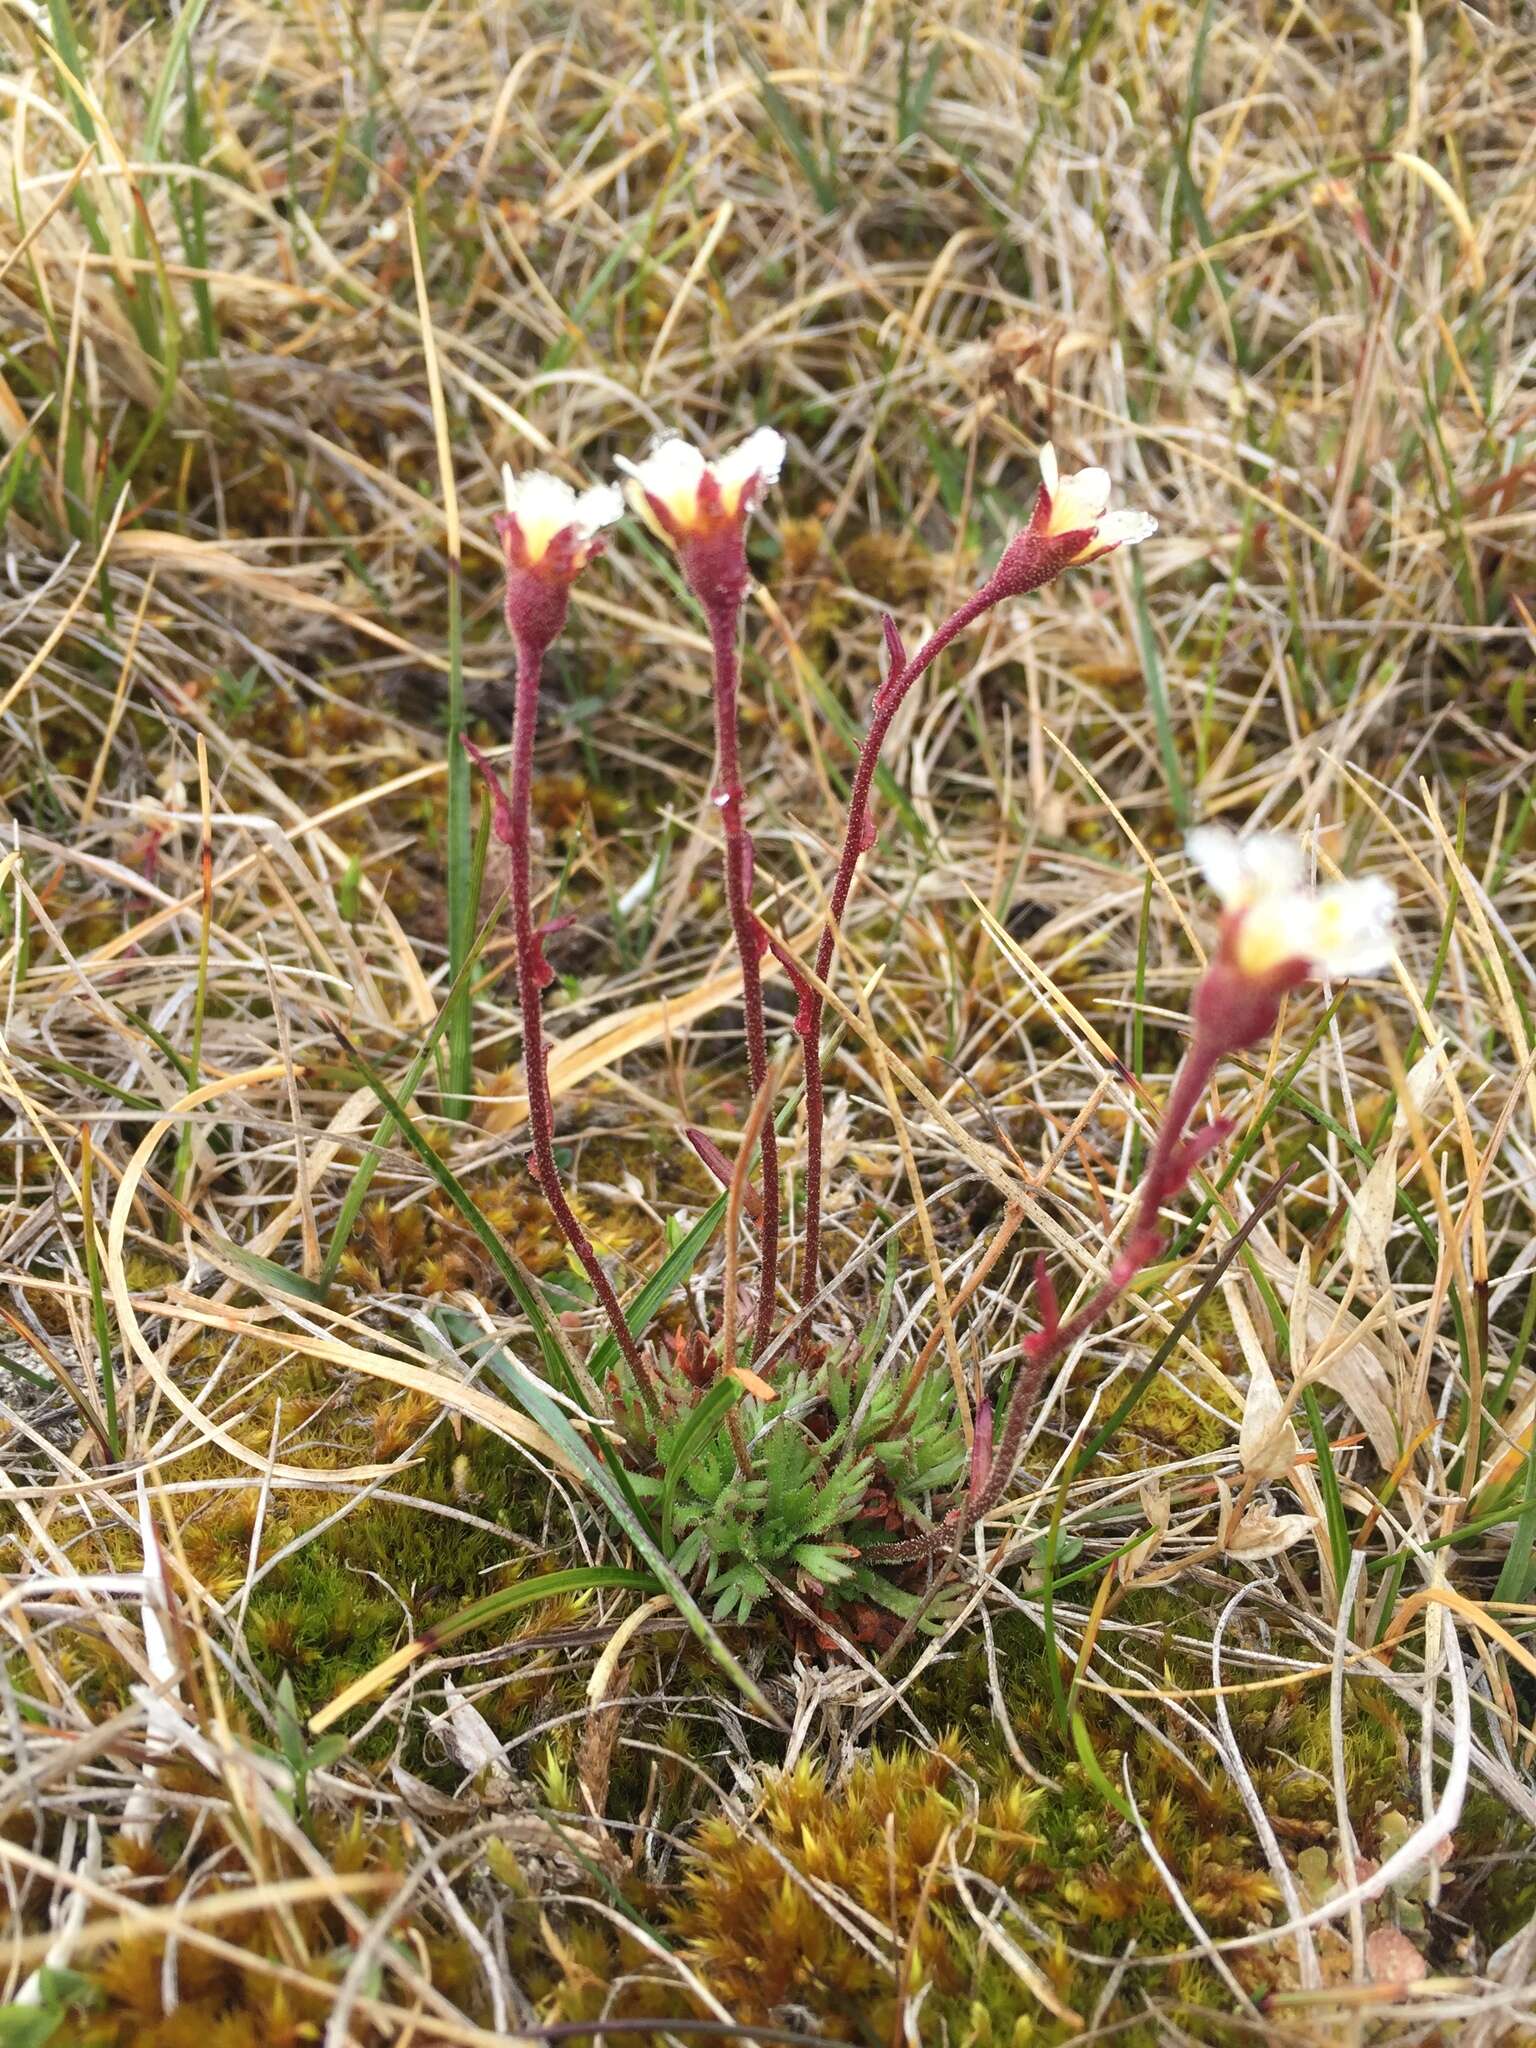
[[242, 1418, 585, 1759], [1107, 1357, 1238, 1463]]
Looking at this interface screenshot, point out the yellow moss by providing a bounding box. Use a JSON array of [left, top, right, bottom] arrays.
[[672, 1735, 1046, 2032]]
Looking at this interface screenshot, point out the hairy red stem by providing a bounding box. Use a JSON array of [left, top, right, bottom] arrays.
[[798, 580, 1004, 1309], [706, 598, 781, 1365], [877, 1031, 1225, 1563], [498, 641, 659, 1409]]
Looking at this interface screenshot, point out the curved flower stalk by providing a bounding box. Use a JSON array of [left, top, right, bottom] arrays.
[[467, 467, 662, 1407], [879, 828, 1397, 1565], [618, 429, 788, 1366], [796, 445, 1157, 1315]]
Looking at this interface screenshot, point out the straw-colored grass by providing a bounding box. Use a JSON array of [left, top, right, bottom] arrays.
[[2, 0, 1535, 2041]]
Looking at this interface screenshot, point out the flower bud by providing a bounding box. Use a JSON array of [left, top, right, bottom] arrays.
[[495, 467, 623, 657], [991, 442, 1157, 598], [616, 427, 786, 613]]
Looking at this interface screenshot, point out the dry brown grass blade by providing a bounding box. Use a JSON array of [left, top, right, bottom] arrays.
[[157, 1292, 585, 1484], [485, 958, 763, 1129], [105, 1066, 389, 1482], [0, 1850, 394, 1972], [110, 531, 439, 665], [0, 486, 131, 720]]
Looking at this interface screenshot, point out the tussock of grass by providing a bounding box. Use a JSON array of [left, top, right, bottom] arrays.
[[2, 0, 1536, 2041]]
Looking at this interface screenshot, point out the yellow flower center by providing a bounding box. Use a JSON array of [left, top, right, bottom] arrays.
[[1232, 900, 1305, 977]]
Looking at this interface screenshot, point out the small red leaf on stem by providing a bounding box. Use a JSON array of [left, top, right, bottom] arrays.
[[1167, 1115, 1237, 1193], [463, 738, 516, 847], [1033, 1253, 1059, 1339], [969, 1398, 995, 1502], [882, 613, 907, 676], [754, 917, 816, 1036], [1022, 1255, 1060, 1365], [526, 915, 574, 991], [685, 1126, 763, 1220]]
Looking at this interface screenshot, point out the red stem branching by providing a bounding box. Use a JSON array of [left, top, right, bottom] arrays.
[[795, 514, 1099, 1315]]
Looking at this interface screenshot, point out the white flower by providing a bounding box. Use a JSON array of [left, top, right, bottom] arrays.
[[1037, 442, 1157, 561], [616, 427, 786, 533], [499, 466, 623, 565], [1188, 825, 1396, 979]]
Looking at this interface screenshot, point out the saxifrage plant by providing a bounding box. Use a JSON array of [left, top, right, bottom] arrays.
[[429, 431, 1395, 1637]]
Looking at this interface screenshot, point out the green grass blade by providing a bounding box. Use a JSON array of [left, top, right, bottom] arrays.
[[211, 1239, 328, 1305], [311, 1566, 657, 1732], [1130, 870, 1153, 1178], [741, 43, 838, 211], [1128, 551, 1189, 829], [1300, 1385, 1352, 1594], [1071, 1709, 1135, 1824], [1493, 1438, 1536, 1606], [444, 559, 474, 1112], [172, 45, 219, 364], [141, 0, 214, 156], [336, 1037, 658, 1534], [414, 1565, 659, 1656], [1039, 1461, 1073, 1734], [171, 753, 212, 1227], [79, 1128, 120, 1460], [331, 1028, 574, 1390], [896, 30, 944, 142]]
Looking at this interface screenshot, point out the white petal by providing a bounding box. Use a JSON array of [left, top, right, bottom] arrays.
[[502, 467, 577, 518], [572, 482, 625, 538], [714, 426, 786, 510], [1186, 825, 1248, 906], [1190, 826, 1305, 907], [1308, 878, 1397, 977], [1235, 831, 1306, 899], [1048, 465, 1112, 535], [1038, 441, 1060, 495], [1090, 507, 1157, 551], [1194, 824, 1395, 981]]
